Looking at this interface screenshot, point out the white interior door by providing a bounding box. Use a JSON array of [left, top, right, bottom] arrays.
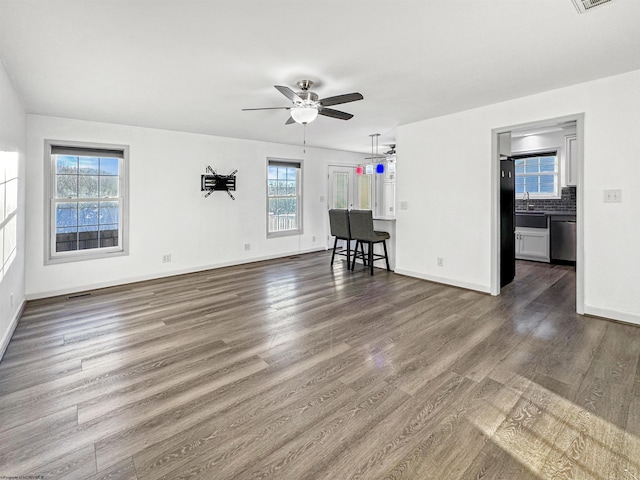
[[327, 165, 355, 249]]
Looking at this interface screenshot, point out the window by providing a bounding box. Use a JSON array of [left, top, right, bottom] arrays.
[[45, 141, 129, 264], [514, 151, 559, 198], [267, 158, 302, 237], [1, 151, 19, 281], [357, 174, 372, 210]]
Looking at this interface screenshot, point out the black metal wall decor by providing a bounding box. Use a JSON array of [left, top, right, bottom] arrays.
[[201, 166, 237, 199]]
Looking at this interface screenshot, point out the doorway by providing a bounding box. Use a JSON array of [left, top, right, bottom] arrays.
[[491, 114, 584, 314]]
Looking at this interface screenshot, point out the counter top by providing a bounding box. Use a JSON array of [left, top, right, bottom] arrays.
[[373, 216, 397, 221], [516, 210, 576, 217]]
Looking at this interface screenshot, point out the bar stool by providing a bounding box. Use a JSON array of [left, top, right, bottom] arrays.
[[349, 209, 390, 275], [328, 209, 352, 267]]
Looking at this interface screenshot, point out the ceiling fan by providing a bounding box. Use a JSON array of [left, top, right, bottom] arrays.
[[242, 80, 363, 125]]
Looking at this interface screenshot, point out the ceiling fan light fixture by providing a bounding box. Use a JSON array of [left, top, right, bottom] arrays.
[[290, 105, 318, 124]]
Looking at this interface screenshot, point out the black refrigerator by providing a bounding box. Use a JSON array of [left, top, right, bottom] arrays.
[[500, 158, 515, 287]]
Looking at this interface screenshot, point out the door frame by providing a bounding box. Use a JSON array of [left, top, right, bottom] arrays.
[[490, 113, 585, 315]]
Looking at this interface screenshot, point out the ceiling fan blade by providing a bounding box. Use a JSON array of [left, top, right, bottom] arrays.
[[275, 85, 303, 103], [241, 106, 291, 111], [285, 116, 296, 125], [318, 92, 363, 107], [318, 108, 354, 120]]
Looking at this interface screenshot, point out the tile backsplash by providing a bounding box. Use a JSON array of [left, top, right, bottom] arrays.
[[515, 186, 576, 212]]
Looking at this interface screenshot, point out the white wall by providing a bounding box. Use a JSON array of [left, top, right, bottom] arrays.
[[396, 68, 640, 324], [25, 115, 362, 298], [0, 60, 26, 358]]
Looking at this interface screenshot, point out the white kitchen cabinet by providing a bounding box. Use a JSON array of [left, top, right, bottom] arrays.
[[565, 134, 578, 186], [515, 227, 550, 262]]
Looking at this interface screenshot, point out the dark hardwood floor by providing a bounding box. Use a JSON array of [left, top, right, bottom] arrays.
[[1, 253, 639, 479]]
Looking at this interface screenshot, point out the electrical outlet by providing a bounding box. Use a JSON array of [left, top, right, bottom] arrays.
[[312, 236, 316, 242], [244, 243, 251, 251], [162, 254, 172, 263], [437, 257, 444, 267], [603, 189, 622, 203], [400, 201, 409, 210]]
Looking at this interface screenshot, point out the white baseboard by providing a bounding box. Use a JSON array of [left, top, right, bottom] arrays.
[[584, 305, 640, 326], [26, 247, 327, 301], [394, 268, 491, 294], [0, 299, 26, 362]]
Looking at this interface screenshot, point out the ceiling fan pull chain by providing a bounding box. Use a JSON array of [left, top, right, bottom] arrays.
[[303, 123, 307, 154]]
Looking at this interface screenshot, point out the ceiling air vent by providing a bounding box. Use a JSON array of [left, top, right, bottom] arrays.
[[571, 0, 614, 13]]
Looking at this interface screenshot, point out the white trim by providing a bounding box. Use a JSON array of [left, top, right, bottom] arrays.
[[394, 268, 491, 294], [584, 305, 640, 326], [0, 299, 26, 362], [25, 246, 327, 301]]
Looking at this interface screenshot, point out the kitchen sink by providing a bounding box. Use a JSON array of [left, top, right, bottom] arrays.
[[516, 212, 548, 228]]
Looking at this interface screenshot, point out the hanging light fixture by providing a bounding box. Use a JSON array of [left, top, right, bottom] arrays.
[[290, 105, 319, 124], [364, 133, 386, 174]]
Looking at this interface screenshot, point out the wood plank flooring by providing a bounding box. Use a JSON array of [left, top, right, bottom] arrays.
[[1, 253, 639, 479]]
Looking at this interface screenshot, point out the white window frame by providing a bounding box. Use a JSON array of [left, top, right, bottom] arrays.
[[44, 140, 129, 265], [266, 158, 303, 238], [514, 150, 560, 200]]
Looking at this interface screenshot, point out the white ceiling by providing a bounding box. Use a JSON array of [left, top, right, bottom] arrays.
[[1, 0, 639, 153]]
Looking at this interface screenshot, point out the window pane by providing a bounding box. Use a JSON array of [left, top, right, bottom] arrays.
[[99, 157, 119, 175], [539, 157, 556, 172], [268, 166, 278, 180], [56, 203, 78, 228], [99, 201, 119, 224], [55, 227, 77, 252], [99, 224, 119, 247], [275, 180, 284, 196], [358, 175, 371, 210], [78, 175, 99, 198], [333, 172, 348, 209], [78, 227, 99, 250], [79, 156, 99, 174], [525, 161, 540, 174], [56, 175, 78, 198], [525, 176, 538, 193], [268, 179, 277, 196], [78, 202, 99, 226], [514, 160, 524, 175], [539, 175, 555, 193], [99, 176, 119, 197], [56, 156, 78, 174]]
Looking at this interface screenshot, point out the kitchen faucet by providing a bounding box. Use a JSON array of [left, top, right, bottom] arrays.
[[524, 191, 531, 210]]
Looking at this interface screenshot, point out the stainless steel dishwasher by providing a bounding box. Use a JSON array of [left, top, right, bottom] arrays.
[[550, 215, 577, 263]]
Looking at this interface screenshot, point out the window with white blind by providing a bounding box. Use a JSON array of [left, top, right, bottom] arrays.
[[45, 141, 129, 264], [267, 158, 302, 237], [514, 151, 559, 198]]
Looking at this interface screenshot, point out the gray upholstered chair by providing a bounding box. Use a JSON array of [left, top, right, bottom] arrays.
[[328, 209, 352, 267], [349, 209, 390, 275]]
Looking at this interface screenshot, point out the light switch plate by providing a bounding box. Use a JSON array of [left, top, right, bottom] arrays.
[[603, 189, 622, 203]]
